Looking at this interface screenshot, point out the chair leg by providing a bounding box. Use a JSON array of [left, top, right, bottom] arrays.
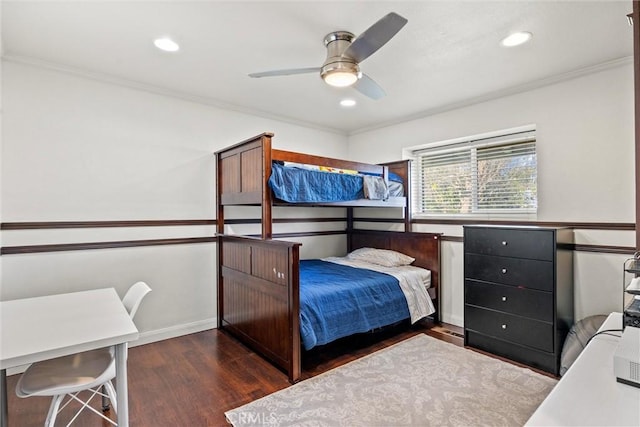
[[45, 394, 64, 427], [101, 384, 110, 412], [103, 380, 118, 414]]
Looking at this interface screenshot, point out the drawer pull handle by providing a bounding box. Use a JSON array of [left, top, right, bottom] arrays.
[[501, 324, 508, 330], [501, 296, 507, 302], [501, 241, 508, 246], [501, 268, 507, 274]]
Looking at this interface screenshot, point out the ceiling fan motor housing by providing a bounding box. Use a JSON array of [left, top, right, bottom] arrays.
[[321, 31, 361, 81]]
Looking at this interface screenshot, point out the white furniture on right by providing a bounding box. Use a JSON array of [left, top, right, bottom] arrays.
[[526, 312, 640, 426]]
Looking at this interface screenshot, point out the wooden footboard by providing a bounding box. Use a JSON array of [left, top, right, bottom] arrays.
[[218, 235, 301, 382]]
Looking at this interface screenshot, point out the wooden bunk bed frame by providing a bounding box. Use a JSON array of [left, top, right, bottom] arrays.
[[215, 132, 441, 382]]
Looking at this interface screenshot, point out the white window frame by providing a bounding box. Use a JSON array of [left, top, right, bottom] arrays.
[[405, 125, 538, 220]]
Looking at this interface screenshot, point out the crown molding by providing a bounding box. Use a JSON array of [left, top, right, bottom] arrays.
[[2, 53, 347, 136], [3, 53, 631, 138], [349, 56, 634, 136]]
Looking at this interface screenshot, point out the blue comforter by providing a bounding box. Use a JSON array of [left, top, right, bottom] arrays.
[[269, 163, 363, 202], [300, 260, 410, 350], [269, 162, 403, 203]]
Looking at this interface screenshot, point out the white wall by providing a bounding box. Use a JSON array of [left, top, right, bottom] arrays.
[[1, 1, 5, 310], [0, 60, 348, 346], [2, 58, 635, 344], [348, 62, 635, 326]]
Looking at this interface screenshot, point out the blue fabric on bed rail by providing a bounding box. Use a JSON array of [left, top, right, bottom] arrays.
[[269, 162, 364, 202], [268, 162, 404, 203], [299, 259, 410, 350]]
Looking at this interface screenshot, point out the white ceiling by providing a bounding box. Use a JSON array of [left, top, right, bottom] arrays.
[[2, 1, 634, 134]]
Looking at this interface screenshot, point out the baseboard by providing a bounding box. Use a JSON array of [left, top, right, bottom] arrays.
[[444, 314, 463, 328], [5, 318, 219, 376], [130, 318, 218, 348]]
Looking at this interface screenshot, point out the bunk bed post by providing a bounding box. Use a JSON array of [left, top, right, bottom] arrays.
[[379, 159, 412, 232], [215, 151, 225, 330], [346, 207, 354, 252], [288, 245, 301, 382], [261, 134, 274, 239], [216, 153, 224, 236]]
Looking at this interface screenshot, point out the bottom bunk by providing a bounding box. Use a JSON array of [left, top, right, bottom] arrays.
[[217, 229, 441, 383]]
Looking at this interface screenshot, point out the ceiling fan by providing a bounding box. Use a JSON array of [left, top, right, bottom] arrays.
[[248, 12, 408, 100]]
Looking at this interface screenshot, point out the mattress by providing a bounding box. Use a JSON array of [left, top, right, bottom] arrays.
[[299, 259, 432, 350]]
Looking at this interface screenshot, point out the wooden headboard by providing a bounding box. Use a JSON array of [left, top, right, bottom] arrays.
[[349, 229, 441, 308]]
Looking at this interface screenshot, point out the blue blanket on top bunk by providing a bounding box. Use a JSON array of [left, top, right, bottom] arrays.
[[269, 162, 363, 202], [268, 162, 403, 203], [300, 259, 410, 350]]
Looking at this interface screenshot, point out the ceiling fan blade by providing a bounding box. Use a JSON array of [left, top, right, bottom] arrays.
[[343, 12, 408, 63], [248, 67, 320, 78], [353, 73, 386, 100]]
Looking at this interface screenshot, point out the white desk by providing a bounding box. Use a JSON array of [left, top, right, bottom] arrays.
[[0, 288, 139, 427], [526, 312, 640, 426]]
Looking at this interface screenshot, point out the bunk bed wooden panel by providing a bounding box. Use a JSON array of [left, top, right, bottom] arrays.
[[217, 133, 272, 206], [363, 159, 412, 229], [381, 159, 409, 188], [218, 236, 300, 377]]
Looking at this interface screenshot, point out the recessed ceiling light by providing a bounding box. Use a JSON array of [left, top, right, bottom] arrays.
[[154, 37, 180, 52], [340, 99, 357, 107], [500, 31, 532, 47]]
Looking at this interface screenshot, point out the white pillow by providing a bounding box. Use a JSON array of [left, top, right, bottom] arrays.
[[347, 247, 415, 267]]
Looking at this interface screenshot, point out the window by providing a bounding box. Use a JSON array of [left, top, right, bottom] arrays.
[[410, 129, 537, 216]]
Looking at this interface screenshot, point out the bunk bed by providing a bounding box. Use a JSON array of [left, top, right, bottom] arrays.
[[215, 132, 441, 382]]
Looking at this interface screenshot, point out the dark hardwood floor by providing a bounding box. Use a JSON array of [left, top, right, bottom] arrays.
[[5, 320, 462, 426]]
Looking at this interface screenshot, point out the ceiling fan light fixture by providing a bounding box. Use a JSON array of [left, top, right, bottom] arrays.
[[321, 61, 360, 87], [323, 70, 358, 87]]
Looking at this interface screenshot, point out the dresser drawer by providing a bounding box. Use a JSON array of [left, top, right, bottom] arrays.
[[464, 227, 554, 261], [465, 253, 554, 291], [466, 331, 558, 374], [465, 280, 554, 322], [464, 305, 553, 352]]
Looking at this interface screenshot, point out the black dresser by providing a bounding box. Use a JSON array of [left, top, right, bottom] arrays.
[[463, 225, 573, 375]]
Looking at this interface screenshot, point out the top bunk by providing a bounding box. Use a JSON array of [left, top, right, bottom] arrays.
[[215, 132, 410, 210]]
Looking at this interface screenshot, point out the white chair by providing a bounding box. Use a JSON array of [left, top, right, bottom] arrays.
[[15, 282, 152, 426]]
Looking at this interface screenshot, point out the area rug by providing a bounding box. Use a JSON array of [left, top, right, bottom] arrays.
[[225, 334, 556, 426]]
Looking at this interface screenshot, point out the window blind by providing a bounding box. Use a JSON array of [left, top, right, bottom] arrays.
[[410, 130, 537, 216]]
